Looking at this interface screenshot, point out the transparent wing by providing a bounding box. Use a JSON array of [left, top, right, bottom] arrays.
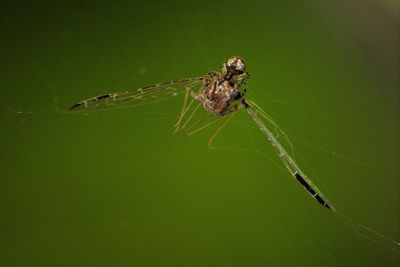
[[244, 99, 335, 211], [69, 77, 205, 112]]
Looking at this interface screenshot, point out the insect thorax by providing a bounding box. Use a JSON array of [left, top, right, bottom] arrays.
[[198, 75, 242, 115]]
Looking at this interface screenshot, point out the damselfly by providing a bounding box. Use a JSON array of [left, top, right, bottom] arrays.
[[70, 56, 335, 211]]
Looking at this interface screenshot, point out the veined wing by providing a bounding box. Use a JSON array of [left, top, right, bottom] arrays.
[[69, 77, 205, 112], [244, 99, 335, 211]]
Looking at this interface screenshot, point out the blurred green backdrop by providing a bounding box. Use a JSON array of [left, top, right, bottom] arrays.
[[1, 0, 399, 266]]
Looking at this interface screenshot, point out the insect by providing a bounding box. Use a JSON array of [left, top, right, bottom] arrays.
[[70, 56, 335, 211]]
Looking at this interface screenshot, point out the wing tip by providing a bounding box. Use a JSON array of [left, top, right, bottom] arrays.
[[68, 103, 82, 111], [324, 202, 336, 212]]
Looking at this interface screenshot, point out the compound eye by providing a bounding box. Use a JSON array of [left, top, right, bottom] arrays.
[[226, 56, 246, 74]]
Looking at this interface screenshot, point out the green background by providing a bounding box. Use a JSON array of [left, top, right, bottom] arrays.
[[1, 1, 399, 266]]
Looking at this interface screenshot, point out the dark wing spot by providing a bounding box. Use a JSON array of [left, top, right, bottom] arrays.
[[315, 194, 326, 206], [294, 172, 316, 196], [96, 94, 111, 100], [294, 172, 334, 211], [69, 103, 82, 111], [324, 202, 334, 211]]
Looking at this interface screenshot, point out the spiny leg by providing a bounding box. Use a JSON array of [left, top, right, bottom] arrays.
[[187, 102, 240, 142], [205, 103, 242, 148], [180, 101, 202, 131], [173, 87, 193, 133], [185, 111, 209, 132], [207, 112, 236, 149], [187, 115, 225, 137]]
